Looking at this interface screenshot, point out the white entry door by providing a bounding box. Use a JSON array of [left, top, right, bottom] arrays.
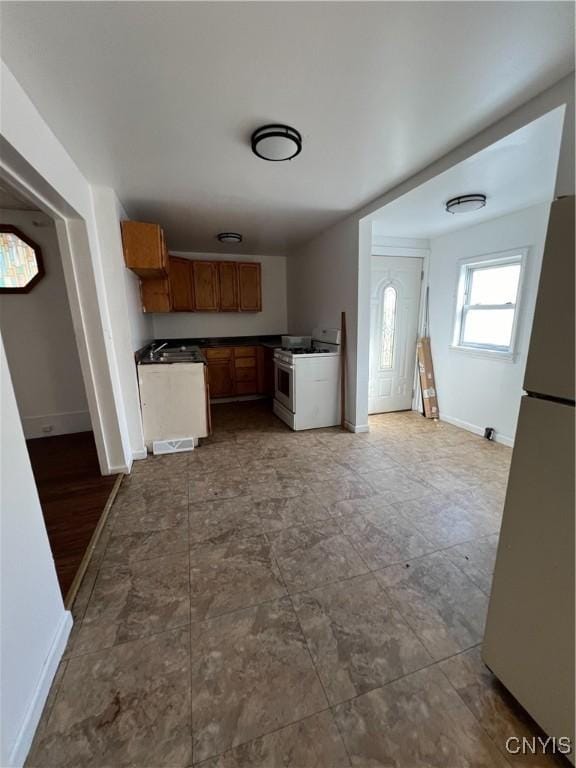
[[369, 256, 422, 414]]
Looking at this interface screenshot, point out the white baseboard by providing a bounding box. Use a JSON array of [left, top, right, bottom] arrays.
[[440, 414, 514, 447], [344, 421, 370, 434], [107, 463, 131, 475], [8, 610, 73, 768], [22, 410, 92, 439], [132, 448, 148, 461]]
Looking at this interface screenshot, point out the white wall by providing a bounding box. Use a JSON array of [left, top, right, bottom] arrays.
[[287, 216, 365, 430], [90, 187, 151, 459], [428, 203, 551, 445], [0, 62, 150, 767], [354, 74, 575, 430], [152, 252, 288, 339], [287, 76, 574, 434], [0, 209, 90, 438], [0, 334, 72, 766], [1, 61, 133, 474]]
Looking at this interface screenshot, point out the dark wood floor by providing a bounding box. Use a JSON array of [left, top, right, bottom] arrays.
[[26, 431, 118, 599]]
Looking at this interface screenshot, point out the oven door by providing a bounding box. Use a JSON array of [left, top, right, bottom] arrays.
[[274, 359, 295, 412]]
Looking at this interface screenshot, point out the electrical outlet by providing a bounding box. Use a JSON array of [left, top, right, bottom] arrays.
[[42, 424, 54, 434]]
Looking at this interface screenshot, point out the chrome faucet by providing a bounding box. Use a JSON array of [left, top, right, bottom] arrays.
[[149, 342, 167, 360]]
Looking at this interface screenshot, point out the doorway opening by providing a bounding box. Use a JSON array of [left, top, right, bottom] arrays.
[[0, 179, 119, 603], [369, 254, 424, 414]]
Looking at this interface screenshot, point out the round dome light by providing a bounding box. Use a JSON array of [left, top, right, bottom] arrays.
[[216, 232, 242, 244], [251, 124, 302, 162], [445, 194, 487, 214]]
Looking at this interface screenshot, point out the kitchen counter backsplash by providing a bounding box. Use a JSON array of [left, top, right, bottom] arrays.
[[135, 334, 283, 362]]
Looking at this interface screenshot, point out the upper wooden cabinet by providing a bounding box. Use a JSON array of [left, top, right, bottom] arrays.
[[140, 276, 172, 313], [218, 262, 239, 311], [121, 220, 167, 277], [192, 261, 220, 311], [238, 262, 262, 312], [169, 257, 195, 311]]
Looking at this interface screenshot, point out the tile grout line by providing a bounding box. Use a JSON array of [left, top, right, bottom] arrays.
[[190, 641, 494, 766], [61, 619, 194, 661], [187, 450, 195, 766], [266, 534, 355, 768], [434, 656, 516, 767], [191, 704, 338, 766], [39, 410, 510, 766], [72, 524, 493, 650]]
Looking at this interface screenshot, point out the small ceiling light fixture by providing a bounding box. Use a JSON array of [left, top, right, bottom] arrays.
[[216, 232, 242, 244], [251, 124, 302, 162], [445, 194, 487, 214]]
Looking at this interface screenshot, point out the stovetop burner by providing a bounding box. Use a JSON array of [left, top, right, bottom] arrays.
[[282, 346, 330, 354]]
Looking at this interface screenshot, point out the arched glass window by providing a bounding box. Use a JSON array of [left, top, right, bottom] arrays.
[[380, 284, 397, 369], [0, 226, 44, 293]]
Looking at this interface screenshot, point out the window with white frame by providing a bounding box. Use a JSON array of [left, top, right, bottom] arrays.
[[452, 250, 525, 354]]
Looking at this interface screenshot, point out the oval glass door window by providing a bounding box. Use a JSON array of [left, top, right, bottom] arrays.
[[0, 226, 44, 293], [380, 285, 397, 369]]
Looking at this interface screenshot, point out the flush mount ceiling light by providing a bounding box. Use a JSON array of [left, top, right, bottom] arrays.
[[216, 232, 242, 244], [445, 194, 487, 214], [251, 124, 302, 161]]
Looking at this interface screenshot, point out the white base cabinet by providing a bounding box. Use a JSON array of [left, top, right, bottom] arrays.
[[138, 363, 209, 450]]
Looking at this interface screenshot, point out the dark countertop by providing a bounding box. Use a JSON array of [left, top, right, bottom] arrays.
[[157, 335, 282, 349], [136, 335, 283, 363]]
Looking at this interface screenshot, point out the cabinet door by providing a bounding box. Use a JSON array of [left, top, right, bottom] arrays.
[[206, 360, 235, 397], [169, 257, 195, 311], [257, 346, 275, 396], [238, 263, 262, 312], [140, 276, 172, 312], [121, 221, 167, 277], [218, 262, 239, 311], [233, 347, 258, 394], [193, 261, 220, 311]]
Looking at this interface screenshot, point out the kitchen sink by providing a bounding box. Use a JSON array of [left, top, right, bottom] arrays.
[[158, 351, 203, 361], [144, 344, 205, 363]]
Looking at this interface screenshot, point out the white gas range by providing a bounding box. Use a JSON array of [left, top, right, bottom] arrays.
[[273, 328, 341, 430]]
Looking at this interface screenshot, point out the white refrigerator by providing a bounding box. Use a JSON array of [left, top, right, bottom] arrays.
[[483, 196, 575, 758]]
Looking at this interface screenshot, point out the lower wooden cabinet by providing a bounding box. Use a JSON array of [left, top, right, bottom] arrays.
[[258, 346, 275, 396], [204, 353, 235, 397], [202, 345, 271, 399], [234, 347, 257, 395]]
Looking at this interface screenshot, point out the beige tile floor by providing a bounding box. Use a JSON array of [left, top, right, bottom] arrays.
[[27, 402, 567, 767]]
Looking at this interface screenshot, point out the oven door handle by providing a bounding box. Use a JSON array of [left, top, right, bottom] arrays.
[[275, 360, 295, 373]]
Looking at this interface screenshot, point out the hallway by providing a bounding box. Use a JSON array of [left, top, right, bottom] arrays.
[[27, 404, 558, 767], [27, 431, 118, 600]]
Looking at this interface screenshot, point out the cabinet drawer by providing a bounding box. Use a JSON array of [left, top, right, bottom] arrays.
[[235, 366, 257, 383], [235, 356, 257, 368], [235, 346, 257, 358], [204, 347, 233, 360]]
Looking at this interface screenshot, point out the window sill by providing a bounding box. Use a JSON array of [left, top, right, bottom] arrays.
[[449, 345, 518, 363]]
